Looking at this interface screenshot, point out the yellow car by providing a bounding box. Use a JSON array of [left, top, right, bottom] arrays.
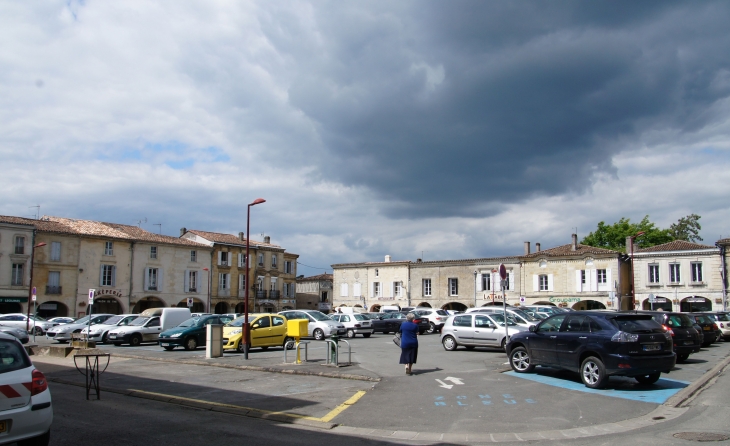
[[223, 313, 294, 352]]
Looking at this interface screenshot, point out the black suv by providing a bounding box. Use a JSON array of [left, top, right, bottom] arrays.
[[506, 311, 675, 389], [630, 311, 701, 362], [688, 313, 720, 347]]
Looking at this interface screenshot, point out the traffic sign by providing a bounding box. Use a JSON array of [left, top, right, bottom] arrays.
[[32, 287, 36, 295], [88, 289, 95, 305], [648, 293, 656, 303], [499, 264, 507, 280], [519, 296, 525, 303], [187, 297, 194, 307], [32, 294, 37, 302]]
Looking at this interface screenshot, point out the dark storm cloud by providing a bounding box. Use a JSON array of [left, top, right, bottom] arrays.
[[281, 1, 730, 218]]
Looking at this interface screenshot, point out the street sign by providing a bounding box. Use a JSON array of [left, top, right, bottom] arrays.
[[32, 287, 36, 295], [519, 296, 525, 303], [32, 294, 36, 302], [499, 264, 507, 280], [648, 293, 656, 303], [187, 297, 194, 307], [88, 289, 95, 305]]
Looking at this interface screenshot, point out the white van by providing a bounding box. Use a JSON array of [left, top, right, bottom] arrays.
[[108, 308, 191, 346], [338, 307, 367, 314], [379, 305, 401, 313]]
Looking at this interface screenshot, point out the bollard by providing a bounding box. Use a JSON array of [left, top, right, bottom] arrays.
[[330, 334, 339, 364]]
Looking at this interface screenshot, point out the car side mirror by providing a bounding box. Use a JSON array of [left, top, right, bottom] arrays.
[[529, 325, 537, 332], [252, 323, 260, 329]]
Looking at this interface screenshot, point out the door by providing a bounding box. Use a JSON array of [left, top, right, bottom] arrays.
[[530, 314, 566, 365], [472, 315, 499, 346], [143, 317, 161, 342], [451, 315, 474, 344], [556, 315, 590, 370], [270, 315, 287, 345], [250, 316, 272, 346]]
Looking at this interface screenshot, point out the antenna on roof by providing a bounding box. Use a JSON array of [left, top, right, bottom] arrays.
[[136, 217, 147, 228], [29, 205, 40, 220], [153, 223, 162, 234]]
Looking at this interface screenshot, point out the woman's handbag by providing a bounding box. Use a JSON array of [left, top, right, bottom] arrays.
[[393, 332, 401, 347]]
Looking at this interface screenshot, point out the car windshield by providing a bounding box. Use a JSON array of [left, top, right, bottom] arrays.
[[226, 316, 259, 327], [353, 314, 367, 321], [177, 318, 202, 328], [306, 311, 331, 322], [612, 316, 663, 333], [510, 309, 539, 322], [488, 313, 517, 326], [103, 316, 124, 325], [129, 317, 150, 326], [30, 315, 47, 321], [73, 316, 91, 325], [667, 314, 695, 328], [716, 313, 730, 322], [0, 340, 32, 374]]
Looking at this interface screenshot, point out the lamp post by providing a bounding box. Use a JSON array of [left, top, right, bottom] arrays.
[[26, 242, 47, 332], [629, 231, 645, 310], [203, 268, 211, 313], [244, 198, 266, 359]]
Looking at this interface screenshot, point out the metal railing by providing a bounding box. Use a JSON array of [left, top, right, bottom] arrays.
[[283, 340, 310, 364], [324, 339, 351, 366], [45, 285, 62, 294]]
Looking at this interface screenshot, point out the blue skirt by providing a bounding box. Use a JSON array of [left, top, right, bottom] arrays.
[[399, 347, 418, 364]]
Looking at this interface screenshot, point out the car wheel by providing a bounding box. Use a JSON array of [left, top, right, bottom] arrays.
[[313, 329, 325, 341], [427, 322, 436, 334], [184, 337, 198, 351], [382, 330, 389, 335], [580, 356, 608, 389], [500, 338, 507, 351], [509, 346, 535, 373], [17, 428, 50, 446], [33, 327, 43, 336], [101, 332, 109, 343], [363, 333, 371, 338], [701, 342, 712, 348], [677, 353, 690, 363], [346, 329, 355, 338], [129, 334, 142, 347], [442, 335, 458, 351], [236, 341, 245, 353], [283, 337, 295, 349], [163, 346, 175, 351], [261, 346, 268, 351], [635, 373, 661, 385]]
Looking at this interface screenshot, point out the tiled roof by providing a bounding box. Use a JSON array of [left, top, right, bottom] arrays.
[[185, 229, 280, 248], [635, 240, 716, 253], [521, 243, 620, 258], [410, 257, 520, 266], [331, 260, 411, 268], [297, 274, 333, 282], [0, 216, 37, 227]]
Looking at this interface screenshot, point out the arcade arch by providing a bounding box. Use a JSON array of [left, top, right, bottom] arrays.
[[132, 296, 166, 314], [416, 302, 432, 308], [642, 296, 673, 311], [91, 297, 122, 315], [681, 296, 711, 312], [177, 298, 205, 313], [36, 301, 70, 318], [571, 300, 606, 311], [442, 302, 467, 312], [214, 302, 229, 314]]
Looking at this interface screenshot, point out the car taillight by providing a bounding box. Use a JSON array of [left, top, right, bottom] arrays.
[[354, 324, 361, 328], [31, 369, 48, 396], [663, 325, 675, 336], [712, 323, 718, 330], [611, 331, 639, 343]]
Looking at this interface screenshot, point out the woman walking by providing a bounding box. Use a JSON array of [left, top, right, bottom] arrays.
[[398, 313, 419, 375]]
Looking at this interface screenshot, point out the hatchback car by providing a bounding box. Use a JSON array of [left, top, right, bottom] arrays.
[[507, 311, 676, 389], [222, 314, 294, 352], [412, 308, 451, 334], [441, 312, 526, 351], [703, 312, 730, 341], [688, 313, 720, 347], [0, 314, 54, 336], [329, 314, 373, 338], [80, 314, 139, 343], [159, 314, 234, 350], [278, 310, 346, 340], [44, 314, 115, 343], [370, 312, 429, 335], [629, 311, 701, 362], [0, 333, 52, 445], [0, 326, 29, 344]]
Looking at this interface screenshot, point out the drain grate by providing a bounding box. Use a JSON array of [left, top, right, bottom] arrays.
[[673, 432, 730, 442]]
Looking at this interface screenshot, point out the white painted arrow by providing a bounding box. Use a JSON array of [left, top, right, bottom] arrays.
[[435, 379, 453, 389], [444, 377, 464, 385]]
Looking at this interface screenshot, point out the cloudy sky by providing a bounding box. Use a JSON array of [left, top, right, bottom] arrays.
[[3, 1, 730, 275]]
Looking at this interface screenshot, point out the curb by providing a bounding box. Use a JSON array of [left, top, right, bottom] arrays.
[[664, 353, 730, 408]]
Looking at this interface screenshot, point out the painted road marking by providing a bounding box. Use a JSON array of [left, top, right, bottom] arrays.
[[434, 394, 537, 407], [436, 376, 464, 389], [435, 379, 453, 389], [505, 371, 689, 404], [444, 377, 464, 385]]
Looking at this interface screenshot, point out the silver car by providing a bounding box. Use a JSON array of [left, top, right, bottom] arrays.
[[45, 314, 114, 342], [441, 312, 526, 351], [467, 307, 540, 328], [278, 310, 346, 340], [0, 314, 54, 336], [81, 314, 139, 343]]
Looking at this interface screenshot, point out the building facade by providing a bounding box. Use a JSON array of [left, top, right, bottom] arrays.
[[0, 217, 36, 314], [332, 256, 410, 312], [295, 274, 333, 312]]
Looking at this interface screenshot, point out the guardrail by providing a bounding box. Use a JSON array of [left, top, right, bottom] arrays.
[[283, 340, 310, 364]]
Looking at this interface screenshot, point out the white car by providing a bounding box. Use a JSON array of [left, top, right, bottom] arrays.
[[80, 314, 139, 343], [440, 312, 526, 351], [47, 317, 75, 325], [278, 310, 346, 340], [412, 308, 451, 334], [0, 314, 54, 336], [45, 314, 115, 343], [466, 307, 540, 328], [0, 333, 52, 445], [329, 314, 374, 338]]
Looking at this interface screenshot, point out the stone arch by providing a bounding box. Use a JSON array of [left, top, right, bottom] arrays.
[[680, 296, 711, 312], [533, 301, 556, 306], [89, 297, 123, 315], [36, 301, 70, 318], [176, 297, 205, 313], [132, 296, 166, 314], [0, 302, 22, 314], [214, 302, 229, 314], [417, 302, 432, 308], [354, 304, 363, 308], [235, 302, 246, 313], [442, 302, 468, 312], [369, 304, 381, 312], [642, 296, 672, 311], [571, 300, 606, 311]]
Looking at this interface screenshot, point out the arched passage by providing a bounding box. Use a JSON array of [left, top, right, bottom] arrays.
[[235, 302, 246, 313], [572, 300, 606, 311], [90, 297, 122, 315], [132, 296, 166, 314], [642, 296, 672, 311], [214, 302, 229, 314], [369, 304, 381, 312], [442, 302, 468, 312], [681, 296, 712, 312], [533, 301, 556, 306], [0, 302, 22, 314], [417, 302, 432, 308], [177, 298, 205, 313], [281, 305, 294, 310], [36, 301, 70, 318]]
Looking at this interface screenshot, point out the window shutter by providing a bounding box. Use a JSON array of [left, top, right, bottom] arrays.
[[238, 253, 243, 267], [509, 271, 514, 291], [492, 273, 499, 291], [158, 268, 164, 292], [99, 266, 104, 287], [576, 270, 582, 292], [590, 269, 598, 292], [547, 274, 554, 292], [533, 275, 539, 292], [227, 274, 231, 289], [354, 283, 361, 297], [606, 268, 612, 289], [371, 282, 375, 297], [184, 270, 190, 292], [144, 267, 150, 290], [340, 283, 348, 297], [217, 251, 222, 266], [477, 274, 483, 292], [111, 266, 116, 287]]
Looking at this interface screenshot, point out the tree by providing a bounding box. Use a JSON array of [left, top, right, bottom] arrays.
[[581, 215, 673, 253], [669, 214, 703, 242]]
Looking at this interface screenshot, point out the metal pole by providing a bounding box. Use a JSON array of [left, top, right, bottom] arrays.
[[503, 280, 508, 343], [630, 238, 635, 311], [26, 238, 45, 333], [244, 204, 251, 360], [473, 271, 477, 308]]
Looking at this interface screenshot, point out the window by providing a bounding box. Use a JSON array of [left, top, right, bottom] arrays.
[[283, 283, 290, 297], [219, 251, 229, 267], [537, 314, 566, 332], [239, 274, 247, 291], [375, 269, 379, 277], [539, 274, 549, 291], [340, 283, 348, 297], [670, 263, 681, 283], [691, 262, 703, 283], [14, 236, 25, 254], [101, 265, 116, 287], [373, 282, 381, 297], [258, 254, 264, 266], [285, 261, 293, 274], [219, 273, 229, 290], [597, 269, 607, 284], [190, 250, 197, 262], [649, 264, 660, 283], [453, 315, 472, 327], [581, 270, 586, 284], [353, 282, 361, 296], [394, 281, 403, 297], [50, 242, 61, 261], [256, 276, 264, 291], [271, 255, 277, 268], [146, 268, 159, 291], [187, 271, 198, 292], [481, 274, 490, 291], [104, 241, 113, 255], [11, 263, 24, 286], [448, 278, 458, 296], [270, 278, 278, 291], [423, 279, 432, 296], [150, 246, 157, 259], [47, 271, 61, 294]]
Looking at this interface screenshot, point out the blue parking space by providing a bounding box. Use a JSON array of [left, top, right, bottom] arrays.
[[505, 370, 689, 404]]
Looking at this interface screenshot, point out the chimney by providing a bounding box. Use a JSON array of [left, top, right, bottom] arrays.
[[264, 236, 271, 244], [524, 242, 531, 255], [535, 243, 541, 252], [239, 232, 245, 241], [571, 233, 578, 251], [385, 255, 391, 263], [180, 227, 187, 237], [416, 258, 422, 263], [626, 236, 633, 254]]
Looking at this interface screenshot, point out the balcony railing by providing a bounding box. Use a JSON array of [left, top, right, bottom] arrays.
[[255, 290, 267, 299], [46, 285, 62, 295], [269, 291, 280, 299]]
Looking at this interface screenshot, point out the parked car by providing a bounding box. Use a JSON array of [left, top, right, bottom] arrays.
[[701, 312, 730, 341], [441, 312, 525, 351], [47, 317, 75, 325], [412, 308, 451, 334], [686, 313, 720, 347], [329, 313, 374, 338], [0, 332, 52, 445], [507, 311, 676, 389], [278, 310, 346, 340], [522, 305, 565, 315], [629, 311, 701, 362], [108, 308, 191, 346], [45, 314, 115, 343], [80, 314, 139, 343], [0, 314, 54, 336], [467, 307, 540, 328], [222, 314, 294, 352], [369, 312, 429, 335], [0, 326, 29, 344], [159, 314, 235, 350]]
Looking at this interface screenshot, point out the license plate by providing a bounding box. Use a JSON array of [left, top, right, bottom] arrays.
[[643, 344, 661, 351], [0, 420, 6, 433], [338, 330, 346, 334], [703, 327, 711, 331], [684, 341, 694, 345], [109, 334, 117, 339], [160, 343, 169, 346]]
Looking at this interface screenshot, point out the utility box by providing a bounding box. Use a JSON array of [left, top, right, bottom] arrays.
[[206, 324, 223, 359], [287, 319, 308, 338]]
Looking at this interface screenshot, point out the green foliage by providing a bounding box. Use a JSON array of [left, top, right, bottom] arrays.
[[668, 214, 703, 242], [580, 215, 674, 253]]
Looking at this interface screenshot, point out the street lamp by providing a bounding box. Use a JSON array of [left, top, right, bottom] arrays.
[[244, 198, 266, 359], [629, 231, 645, 310], [26, 242, 47, 332], [203, 268, 211, 313]]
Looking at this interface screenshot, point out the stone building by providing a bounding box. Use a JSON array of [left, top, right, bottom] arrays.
[[0, 217, 37, 314], [331, 256, 410, 312], [295, 274, 333, 312]]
